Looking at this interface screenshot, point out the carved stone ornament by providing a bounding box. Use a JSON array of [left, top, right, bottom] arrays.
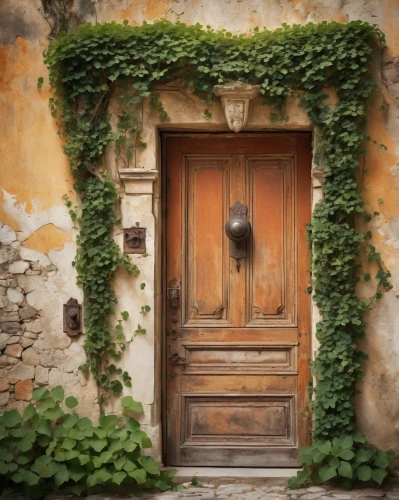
[[213, 82, 260, 132]]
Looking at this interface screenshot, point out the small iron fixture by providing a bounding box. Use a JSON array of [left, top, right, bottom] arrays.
[[63, 298, 82, 337], [225, 201, 251, 260], [124, 227, 146, 254]]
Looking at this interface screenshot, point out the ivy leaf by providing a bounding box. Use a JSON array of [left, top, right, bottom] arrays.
[[3, 410, 22, 428], [318, 465, 337, 482], [138, 456, 160, 475], [338, 461, 353, 479], [121, 396, 143, 413], [65, 396, 79, 409], [357, 465, 372, 481], [51, 386, 65, 401], [371, 468, 387, 485], [128, 468, 147, 484]]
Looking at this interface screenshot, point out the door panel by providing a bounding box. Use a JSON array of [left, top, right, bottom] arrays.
[[164, 134, 311, 467]]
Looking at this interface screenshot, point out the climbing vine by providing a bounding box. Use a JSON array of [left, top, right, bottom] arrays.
[[44, 19, 394, 485]]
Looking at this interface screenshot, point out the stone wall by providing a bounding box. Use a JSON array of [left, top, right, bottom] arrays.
[[0, 222, 98, 419]]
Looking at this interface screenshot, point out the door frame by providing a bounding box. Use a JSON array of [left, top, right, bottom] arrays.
[[160, 131, 313, 466]]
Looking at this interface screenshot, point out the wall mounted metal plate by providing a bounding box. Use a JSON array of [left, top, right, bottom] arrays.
[[63, 298, 82, 337], [124, 227, 146, 254]]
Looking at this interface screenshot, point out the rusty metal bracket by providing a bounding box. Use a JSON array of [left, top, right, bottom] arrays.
[[63, 298, 82, 337], [124, 227, 146, 254]]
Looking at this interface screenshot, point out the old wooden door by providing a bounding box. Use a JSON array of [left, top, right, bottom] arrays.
[[164, 133, 311, 467]]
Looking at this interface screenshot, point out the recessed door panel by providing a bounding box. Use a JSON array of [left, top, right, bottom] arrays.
[[164, 134, 311, 466]]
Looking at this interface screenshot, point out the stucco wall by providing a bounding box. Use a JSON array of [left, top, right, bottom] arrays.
[[1, 0, 399, 463]]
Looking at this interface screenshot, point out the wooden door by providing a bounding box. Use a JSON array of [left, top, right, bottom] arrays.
[[164, 133, 311, 467]]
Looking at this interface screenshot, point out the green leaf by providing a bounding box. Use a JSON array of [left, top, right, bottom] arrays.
[[90, 437, 108, 452], [356, 448, 372, 462], [371, 468, 387, 485], [374, 451, 390, 469], [98, 414, 117, 429], [51, 386, 65, 401], [316, 441, 332, 455], [340, 436, 354, 449], [338, 449, 355, 461], [37, 420, 52, 437], [17, 437, 34, 452], [3, 410, 22, 428], [61, 437, 76, 450], [23, 405, 37, 419], [43, 406, 64, 420], [138, 456, 160, 475], [65, 396, 79, 409], [113, 471, 127, 485], [128, 468, 147, 484], [121, 311, 129, 320], [121, 396, 143, 413], [37, 77, 44, 89], [32, 388, 50, 401], [357, 465, 372, 481], [20, 469, 40, 486], [338, 460, 353, 479], [318, 465, 337, 482], [55, 465, 70, 485]]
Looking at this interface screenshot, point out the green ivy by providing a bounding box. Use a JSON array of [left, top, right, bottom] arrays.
[[43, 19, 394, 485], [0, 387, 180, 498]]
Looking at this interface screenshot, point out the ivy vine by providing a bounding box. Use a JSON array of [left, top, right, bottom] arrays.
[[44, 19, 394, 485]]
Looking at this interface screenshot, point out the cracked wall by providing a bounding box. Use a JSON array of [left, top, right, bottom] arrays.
[[1, 0, 399, 463]]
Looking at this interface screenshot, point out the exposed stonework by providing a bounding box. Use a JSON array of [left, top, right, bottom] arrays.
[[0, 223, 98, 419]]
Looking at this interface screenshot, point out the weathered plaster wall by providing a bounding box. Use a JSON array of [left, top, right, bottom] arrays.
[[1, 0, 399, 463]]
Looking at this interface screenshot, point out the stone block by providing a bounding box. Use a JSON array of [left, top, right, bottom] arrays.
[[0, 224, 17, 245], [5, 355, 18, 365], [7, 400, 29, 412], [19, 248, 51, 267], [5, 335, 20, 345], [21, 337, 34, 348], [40, 350, 54, 367], [22, 348, 40, 366], [0, 391, 10, 406], [0, 377, 10, 392], [0, 322, 21, 334], [0, 296, 9, 308], [5, 303, 18, 311], [35, 365, 49, 385], [25, 270, 42, 276], [24, 331, 38, 340], [15, 379, 34, 400], [24, 321, 42, 333], [17, 275, 45, 293], [7, 362, 35, 383], [8, 261, 29, 274], [19, 306, 37, 320], [4, 344, 22, 358], [0, 249, 8, 265], [0, 311, 20, 323], [6, 287, 24, 304]]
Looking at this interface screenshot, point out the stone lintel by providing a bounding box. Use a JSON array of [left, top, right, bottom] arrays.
[[119, 168, 159, 195]]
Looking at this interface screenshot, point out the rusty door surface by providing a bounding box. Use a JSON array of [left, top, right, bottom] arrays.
[[164, 134, 311, 467]]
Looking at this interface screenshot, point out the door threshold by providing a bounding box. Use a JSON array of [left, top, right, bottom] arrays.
[[163, 467, 299, 479]]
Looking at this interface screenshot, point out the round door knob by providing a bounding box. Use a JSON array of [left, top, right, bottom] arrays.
[[225, 217, 251, 242]]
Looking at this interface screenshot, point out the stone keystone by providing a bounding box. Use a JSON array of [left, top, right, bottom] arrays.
[[213, 81, 260, 132]]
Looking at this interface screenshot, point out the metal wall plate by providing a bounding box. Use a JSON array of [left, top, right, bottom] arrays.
[[63, 298, 82, 337], [124, 227, 146, 254]]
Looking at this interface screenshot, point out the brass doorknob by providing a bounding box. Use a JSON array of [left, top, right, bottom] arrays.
[[225, 217, 251, 242]]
